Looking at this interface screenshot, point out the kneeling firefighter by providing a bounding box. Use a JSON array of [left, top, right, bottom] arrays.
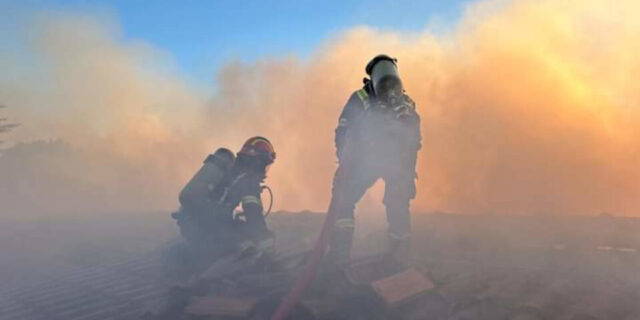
[[326, 54, 421, 270], [172, 136, 277, 265]]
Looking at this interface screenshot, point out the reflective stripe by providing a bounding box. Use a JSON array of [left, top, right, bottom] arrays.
[[239, 240, 254, 251], [356, 89, 368, 100], [355, 89, 370, 110], [241, 195, 262, 206], [239, 238, 274, 252], [257, 237, 275, 250], [335, 218, 355, 229], [389, 232, 411, 240]]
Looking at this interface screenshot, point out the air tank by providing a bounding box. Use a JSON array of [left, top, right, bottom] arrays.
[[179, 148, 235, 214]]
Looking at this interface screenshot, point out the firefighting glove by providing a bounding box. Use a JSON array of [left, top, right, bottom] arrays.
[[393, 104, 414, 119]]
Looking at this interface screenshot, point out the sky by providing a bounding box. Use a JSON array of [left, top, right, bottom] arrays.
[[2, 0, 470, 83], [3, 0, 640, 217]]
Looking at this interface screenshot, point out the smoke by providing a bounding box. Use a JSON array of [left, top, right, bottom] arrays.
[[1, 0, 639, 218], [0, 11, 209, 216]]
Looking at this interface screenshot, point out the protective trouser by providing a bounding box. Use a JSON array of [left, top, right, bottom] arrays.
[[326, 160, 416, 267]]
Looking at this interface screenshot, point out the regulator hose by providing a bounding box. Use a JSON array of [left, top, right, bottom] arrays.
[[261, 185, 274, 217]]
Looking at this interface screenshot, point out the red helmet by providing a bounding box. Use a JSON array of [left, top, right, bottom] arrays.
[[238, 136, 276, 164]]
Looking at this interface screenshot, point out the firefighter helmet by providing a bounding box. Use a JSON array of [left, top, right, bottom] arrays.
[[238, 136, 276, 164], [365, 54, 397, 75], [365, 54, 403, 104]]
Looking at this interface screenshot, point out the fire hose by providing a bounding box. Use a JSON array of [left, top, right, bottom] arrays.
[[270, 151, 352, 320]]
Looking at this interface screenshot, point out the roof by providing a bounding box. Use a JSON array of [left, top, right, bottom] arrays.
[[1, 212, 638, 319]]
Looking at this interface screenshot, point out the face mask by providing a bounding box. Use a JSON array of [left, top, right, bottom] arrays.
[[371, 60, 403, 104], [376, 77, 403, 105]]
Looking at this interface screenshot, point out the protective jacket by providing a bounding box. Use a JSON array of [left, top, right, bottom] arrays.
[[211, 161, 269, 236], [335, 80, 421, 163]]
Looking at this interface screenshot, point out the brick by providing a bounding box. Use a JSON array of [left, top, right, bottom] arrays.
[[371, 268, 435, 308]]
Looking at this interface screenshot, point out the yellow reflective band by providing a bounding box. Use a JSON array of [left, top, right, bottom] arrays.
[[335, 218, 355, 229], [356, 89, 370, 110], [241, 195, 262, 206], [356, 89, 368, 101]]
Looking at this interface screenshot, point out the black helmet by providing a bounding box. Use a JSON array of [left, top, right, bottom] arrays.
[[365, 54, 397, 75]]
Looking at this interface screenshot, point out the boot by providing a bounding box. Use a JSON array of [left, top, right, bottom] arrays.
[[388, 235, 411, 271], [315, 227, 354, 294], [254, 229, 276, 261], [239, 228, 275, 257], [324, 227, 355, 271]]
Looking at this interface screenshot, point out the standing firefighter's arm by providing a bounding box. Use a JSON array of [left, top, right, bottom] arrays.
[[335, 93, 363, 160], [403, 94, 422, 152]]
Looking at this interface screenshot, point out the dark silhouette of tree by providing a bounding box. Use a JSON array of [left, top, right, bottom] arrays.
[[0, 105, 19, 147]]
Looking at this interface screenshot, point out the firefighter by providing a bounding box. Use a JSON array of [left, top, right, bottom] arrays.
[[214, 136, 277, 255], [169, 137, 276, 274], [326, 54, 421, 269]]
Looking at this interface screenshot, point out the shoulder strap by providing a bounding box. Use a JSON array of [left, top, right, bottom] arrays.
[[217, 172, 247, 205]]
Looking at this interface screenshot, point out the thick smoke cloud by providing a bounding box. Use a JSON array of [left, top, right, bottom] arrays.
[[1, 0, 639, 218]]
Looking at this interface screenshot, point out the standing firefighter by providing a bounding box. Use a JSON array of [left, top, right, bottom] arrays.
[[169, 137, 276, 274], [327, 54, 421, 269]]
